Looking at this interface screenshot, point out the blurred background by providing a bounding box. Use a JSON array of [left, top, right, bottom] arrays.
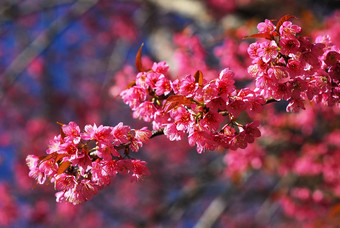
[[0, 0, 339, 227]]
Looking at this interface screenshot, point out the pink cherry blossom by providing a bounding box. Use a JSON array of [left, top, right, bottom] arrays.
[[27, 155, 46, 184], [133, 101, 157, 122], [62, 122, 81, 144], [279, 21, 302, 38], [257, 40, 278, 63], [131, 160, 151, 181], [55, 174, 77, 190], [152, 61, 169, 74], [120, 86, 147, 110], [155, 75, 172, 96], [279, 37, 300, 55], [257, 19, 276, 34], [178, 74, 199, 97]]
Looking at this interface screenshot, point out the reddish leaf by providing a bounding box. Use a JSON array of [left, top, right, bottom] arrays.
[[244, 33, 273, 40], [55, 154, 66, 163], [57, 161, 72, 175], [38, 152, 58, 165], [125, 80, 136, 90], [230, 173, 242, 185], [329, 203, 340, 218], [276, 15, 296, 33], [163, 95, 193, 112], [194, 70, 204, 87], [57, 122, 67, 140], [272, 31, 280, 37], [136, 43, 144, 72], [56, 122, 65, 126], [270, 190, 284, 201]]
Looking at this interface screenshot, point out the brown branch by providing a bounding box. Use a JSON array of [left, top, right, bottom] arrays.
[[255, 173, 298, 225], [150, 128, 164, 138], [265, 98, 279, 104], [0, 0, 76, 22], [194, 188, 232, 228], [0, 0, 99, 102], [114, 128, 164, 151], [138, 156, 225, 227], [194, 172, 255, 228]]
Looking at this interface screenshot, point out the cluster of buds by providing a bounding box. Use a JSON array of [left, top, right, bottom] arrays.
[[247, 15, 340, 111], [26, 122, 151, 204]]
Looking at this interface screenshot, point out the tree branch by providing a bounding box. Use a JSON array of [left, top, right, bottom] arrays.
[[194, 172, 255, 228], [0, 0, 99, 102], [0, 0, 76, 22], [255, 173, 298, 225]]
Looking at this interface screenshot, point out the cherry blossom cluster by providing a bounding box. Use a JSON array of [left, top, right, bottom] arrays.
[[120, 62, 265, 153], [26, 15, 340, 212], [26, 121, 151, 204], [247, 17, 340, 111]]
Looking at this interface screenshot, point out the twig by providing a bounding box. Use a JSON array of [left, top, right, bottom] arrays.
[[265, 98, 279, 104], [0, 0, 76, 22], [103, 39, 129, 88], [194, 188, 233, 228], [0, 0, 99, 102], [255, 173, 298, 224], [194, 172, 254, 228], [138, 155, 225, 227]]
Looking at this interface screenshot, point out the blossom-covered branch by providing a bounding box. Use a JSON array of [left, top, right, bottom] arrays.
[[26, 15, 340, 206], [27, 122, 152, 204]]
